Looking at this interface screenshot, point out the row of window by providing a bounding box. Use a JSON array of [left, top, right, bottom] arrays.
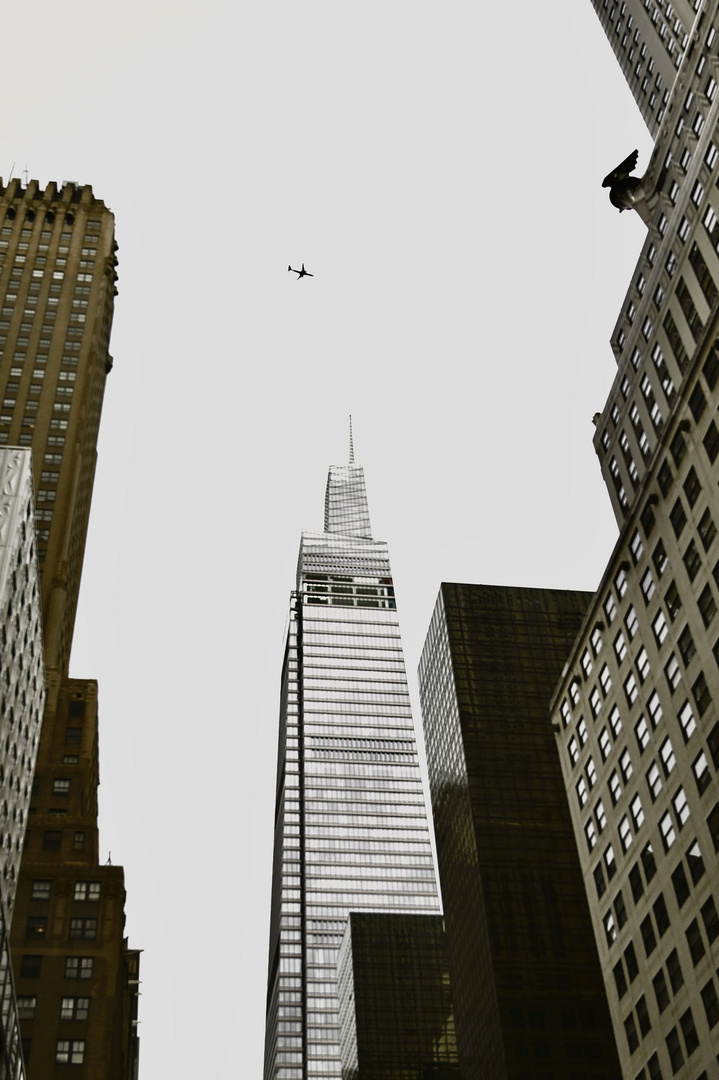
[[17, 995, 88, 1020], [20, 954, 94, 979], [26, 916, 97, 940], [31, 880, 100, 902]]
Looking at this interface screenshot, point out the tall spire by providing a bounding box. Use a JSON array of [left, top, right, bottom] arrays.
[[349, 414, 354, 464]]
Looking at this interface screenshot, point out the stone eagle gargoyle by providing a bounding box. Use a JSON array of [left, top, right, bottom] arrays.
[[602, 150, 657, 225]]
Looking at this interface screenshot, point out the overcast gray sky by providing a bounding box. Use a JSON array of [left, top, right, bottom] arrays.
[[2, 2, 653, 1075]]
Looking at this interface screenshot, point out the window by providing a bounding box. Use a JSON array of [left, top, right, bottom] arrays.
[[585, 819, 597, 851], [616, 568, 628, 598], [625, 673, 639, 706], [647, 762, 663, 800], [660, 811, 676, 851], [619, 815, 633, 852], [678, 700, 696, 741], [25, 917, 47, 940], [653, 540, 668, 578], [31, 880, 50, 901], [665, 580, 681, 621], [599, 664, 611, 695], [636, 994, 651, 1037], [699, 508, 717, 551], [594, 862, 607, 898], [630, 529, 644, 563], [665, 654, 681, 692], [635, 716, 650, 751], [52, 779, 70, 796], [620, 748, 633, 781], [654, 968, 670, 1012], [56, 1040, 85, 1065], [581, 648, 593, 677], [647, 691, 662, 727], [595, 799, 607, 832], [591, 625, 603, 656], [577, 778, 588, 807], [615, 889, 628, 929], [658, 458, 673, 495], [613, 959, 627, 998], [672, 861, 691, 907], [590, 687, 602, 717], [609, 706, 622, 737], [666, 948, 684, 994], [65, 956, 93, 979], [682, 540, 699, 583], [692, 671, 711, 716], [609, 770, 622, 805], [599, 727, 612, 760], [560, 700, 570, 727], [687, 840, 705, 884], [629, 861, 644, 902], [43, 830, 61, 851], [693, 750, 710, 794], [631, 793, 645, 830], [641, 914, 657, 957], [73, 881, 100, 902], [615, 631, 628, 662], [568, 737, 579, 766], [624, 1012, 639, 1053], [710, 723, 719, 768], [641, 571, 656, 605], [69, 918, 97, 940], [604, 593, 618, 624], [687, 918, 706, 965], [704, 420, 719, 463], [20, 955, 42, 978], [678, 625, 695, 666], [673, 787, 690, 829], [700, 978, 719, 1028], [626, 605, 639, 638], [636, 648, 650, 682], [666, 1027, 684, 1072], [605, 843, 617, 880], [604, 910, 617, 945], [699, 584, 717, 628], [16, 996, 36, 1020], [578, 718, 588, 746], [670, 498, 687, 538], [683, 466, 702, 507], [60, 997, 89, 1021]]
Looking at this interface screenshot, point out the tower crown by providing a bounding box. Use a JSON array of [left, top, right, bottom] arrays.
[[323, 463, 372, 539]]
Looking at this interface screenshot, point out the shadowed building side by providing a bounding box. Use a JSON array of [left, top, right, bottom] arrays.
[[337, 912, 459, 1080], [419, 583, 622, 1080]]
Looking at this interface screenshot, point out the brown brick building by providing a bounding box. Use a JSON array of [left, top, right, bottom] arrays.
[[0, 178, 139, 1077]]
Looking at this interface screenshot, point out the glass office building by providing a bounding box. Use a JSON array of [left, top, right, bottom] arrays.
[[337, 912, 458, 1080], [264, 461, 440, 1080]]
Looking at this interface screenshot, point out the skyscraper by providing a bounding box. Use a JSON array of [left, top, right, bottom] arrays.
[[0, 447, 46, 1078], [0, 177, 138, 1077], [264, 457, 440, 1080], [588, 0, 697, 135], [337, 912, 459, 1079], [549, 5, 719, 1077], [419, 583, 623, 1080]]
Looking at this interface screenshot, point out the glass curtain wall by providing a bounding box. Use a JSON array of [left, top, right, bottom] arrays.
[[264, 464, 439, 1080]]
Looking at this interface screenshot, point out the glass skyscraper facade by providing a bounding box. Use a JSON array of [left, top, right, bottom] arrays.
[[264, 460, 440, 1080]]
